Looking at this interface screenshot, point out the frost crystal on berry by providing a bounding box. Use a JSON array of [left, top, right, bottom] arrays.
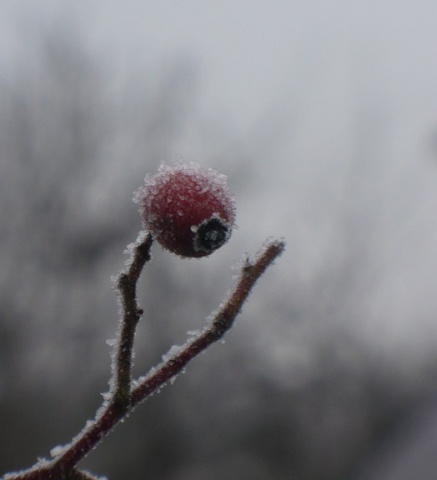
[[134, 162, 236, 258]]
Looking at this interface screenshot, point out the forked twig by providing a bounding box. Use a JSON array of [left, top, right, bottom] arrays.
[[130, 238, 285, 409], [113, 231, 153, 407], [5, 235, 285, 480]]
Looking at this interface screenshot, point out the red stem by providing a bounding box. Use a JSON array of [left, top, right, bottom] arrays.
[[4, 239, 285, 480]]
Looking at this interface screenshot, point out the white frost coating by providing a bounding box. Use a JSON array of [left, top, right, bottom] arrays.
[[50, 444, 69, 458], [85, 474, 108, 480], [122, 230, 150, 254], [134, 161, 236, 228], [206, 308, 219, 324], [187, 329, 201, 336], [161, 344, 183, 363], [54, 410, 111, 466], [105, 338, 116, 347], [4, 456, 53, 478], [123, 242, 136, 256], [110, 274, 119, 288], [101, 390, 112, 401]]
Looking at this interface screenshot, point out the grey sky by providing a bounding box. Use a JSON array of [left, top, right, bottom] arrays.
[[2, 0, 437, 365]]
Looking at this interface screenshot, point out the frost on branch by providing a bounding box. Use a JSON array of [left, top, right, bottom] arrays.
[[3, 163, 285, 480]]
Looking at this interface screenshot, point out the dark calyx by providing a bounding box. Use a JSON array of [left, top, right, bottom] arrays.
[[194, 216, 230, 254]]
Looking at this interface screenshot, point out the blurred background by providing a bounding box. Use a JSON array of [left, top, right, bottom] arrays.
[[1, 1, 437, 479]]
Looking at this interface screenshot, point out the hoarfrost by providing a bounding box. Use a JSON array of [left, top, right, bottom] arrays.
[[110, 274, 119, 287], [206, 308, 219, 323], [3, 457, 53, 480], [105, 338, 116, 347], [187, 329, 201, 336], [50, 444, 68, 458], [123, 242, 136, 256], [161, 344, 183, 363], [135, 161, 236, 225], [100, 390, 112, 401], [84, 474, 108, 480]]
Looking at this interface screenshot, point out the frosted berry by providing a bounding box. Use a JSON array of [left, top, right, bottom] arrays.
[[135, 162, 236, 258]]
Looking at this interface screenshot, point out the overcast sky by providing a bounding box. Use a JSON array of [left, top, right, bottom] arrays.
[[2, 0, 437, 367]]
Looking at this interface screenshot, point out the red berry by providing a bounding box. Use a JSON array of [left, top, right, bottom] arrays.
[[135, 162, 236, 258]]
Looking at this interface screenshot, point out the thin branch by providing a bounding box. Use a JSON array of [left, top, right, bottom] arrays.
[[4, 237, 285, 480], [5, 232, 154, 480], [130, 239, 286, 408], [113, 231, 153, 406]]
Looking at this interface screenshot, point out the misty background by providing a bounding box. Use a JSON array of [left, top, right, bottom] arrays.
[[1, 1, 437, 479]]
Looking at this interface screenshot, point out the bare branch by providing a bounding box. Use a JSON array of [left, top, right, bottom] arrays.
[[113, 231, 153, 406], [130, 239, 285, 408], [4, 237, 285, 480]]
